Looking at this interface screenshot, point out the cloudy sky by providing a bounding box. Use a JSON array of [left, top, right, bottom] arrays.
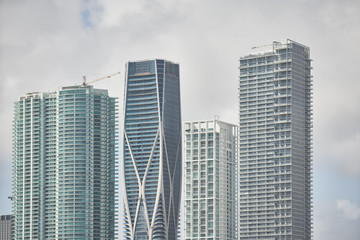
[[1, 0, 359, 239]]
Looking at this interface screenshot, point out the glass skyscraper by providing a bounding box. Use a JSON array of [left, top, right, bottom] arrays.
[[0, 215, 13, 240], [122, 59, 182, 239], [238, 40, 313, 239], [183, 119, 238, 240], [12, 85, 117, 239]]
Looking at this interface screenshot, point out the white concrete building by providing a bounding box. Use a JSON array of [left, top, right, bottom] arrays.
[[183, 119, 238, 240], [238, 40, 313, 239]]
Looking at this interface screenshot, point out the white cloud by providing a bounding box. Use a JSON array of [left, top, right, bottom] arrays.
[[312, 0, 360, 177], [337, 199, 360, 220], [315, 199, 360, 240]]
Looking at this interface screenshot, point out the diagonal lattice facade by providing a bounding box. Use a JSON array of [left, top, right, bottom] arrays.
[[123, 59, 182, 239]]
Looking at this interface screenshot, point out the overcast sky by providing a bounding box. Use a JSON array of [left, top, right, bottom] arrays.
[[1, 0, 359, 239]]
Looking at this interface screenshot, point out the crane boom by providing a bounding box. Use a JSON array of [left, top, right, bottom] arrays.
[[251, 44, 272, 50], [82, 72, 121, 86]]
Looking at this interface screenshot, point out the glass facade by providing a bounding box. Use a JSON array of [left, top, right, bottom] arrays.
[[0, 215, 13, 240], [12, 85, 117, 239], [238, 40, 313, 239], [183, 120, 238, 240], [122, 59, 182, 239]]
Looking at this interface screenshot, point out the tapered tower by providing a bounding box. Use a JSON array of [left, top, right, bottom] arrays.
[[122, 59, 182, 239]]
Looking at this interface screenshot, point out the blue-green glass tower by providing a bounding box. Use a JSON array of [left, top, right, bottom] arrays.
[[12, 85, 117, 239], [122, 59, 182, 239]]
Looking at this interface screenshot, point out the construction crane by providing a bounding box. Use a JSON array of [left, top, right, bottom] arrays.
[[82, 72, 121, 86], [252, 41, 281, 50], [251, 43, 272, 50]]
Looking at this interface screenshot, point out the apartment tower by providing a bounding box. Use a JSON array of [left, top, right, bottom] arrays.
[[183, 119, 238, 239], [0, 215, 13, 240], [122, 59, 182, 239], [12, 85, 117, 239], [238, 40, 313, 239]]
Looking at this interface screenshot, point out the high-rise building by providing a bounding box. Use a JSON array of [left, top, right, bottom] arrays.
[[122, 59, 182, 239], [0, 215, 13, 240], [238, 39, 313, 239], [12, 85, 117, 239], [183, 119, 238, 240]]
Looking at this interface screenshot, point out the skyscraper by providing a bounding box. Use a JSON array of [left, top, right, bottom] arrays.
[[12, 85, 117, 239], [183, 119, 238, 240], [122, 59, 182, 239], [238, 40, 312, 239], [0, 215, 13, 240]]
